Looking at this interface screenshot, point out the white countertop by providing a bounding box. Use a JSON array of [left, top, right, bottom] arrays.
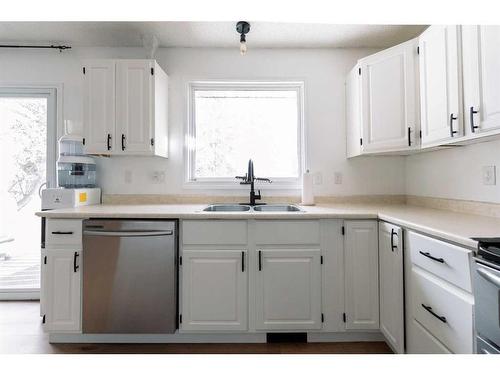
[[36, 203, 500, 249]]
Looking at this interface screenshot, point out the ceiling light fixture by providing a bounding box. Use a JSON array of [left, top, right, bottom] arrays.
[[236, 21, 250, 55]]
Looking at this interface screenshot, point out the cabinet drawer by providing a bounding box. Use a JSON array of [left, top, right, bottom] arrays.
[[407, 318, 452, 354], [407, 231, 472, 292], [255, 220, 320, 245], [46, 219, 82, 247], [182, 220, 247, 245], [411, 267, 474, 353]]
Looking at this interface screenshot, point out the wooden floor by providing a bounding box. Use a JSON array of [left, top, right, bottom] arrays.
[[0, 301, 392, 354]]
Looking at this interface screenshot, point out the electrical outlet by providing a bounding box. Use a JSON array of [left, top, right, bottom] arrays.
[[124, 170, 132, 184], [334, 172, 343, 185], [152, 171, 166, 184], [313, 172, 323, 185], [482, 166, 496, 186]]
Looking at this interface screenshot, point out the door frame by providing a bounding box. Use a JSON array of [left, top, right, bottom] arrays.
[[0, 84, 62, 300]]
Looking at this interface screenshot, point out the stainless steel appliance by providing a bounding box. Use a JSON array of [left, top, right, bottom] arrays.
[[82, 219, 178, 334], [472, 238, 500, 354]]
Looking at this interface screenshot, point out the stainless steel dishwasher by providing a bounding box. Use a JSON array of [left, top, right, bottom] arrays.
[[82, 219, 177, 334]]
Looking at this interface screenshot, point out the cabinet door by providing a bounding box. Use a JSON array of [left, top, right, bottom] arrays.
[[346, 65, 362, 158], [344, 220, 379, 330], [43, 249, 81, 332], [462, 25, 500, 136], [379, 222, 404, 353], [83, 60, 115, 154], [255, 249, 322, 330], [419, 26, 462, 146], [360, 39, 418, 152], [181, 249, 247, 331], [115, 60, 154, 154]]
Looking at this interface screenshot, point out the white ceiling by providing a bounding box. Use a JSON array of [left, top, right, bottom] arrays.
[[0, 22, 427, 49]]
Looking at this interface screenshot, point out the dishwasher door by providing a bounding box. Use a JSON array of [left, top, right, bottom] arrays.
[[82, 220, 177, 334]]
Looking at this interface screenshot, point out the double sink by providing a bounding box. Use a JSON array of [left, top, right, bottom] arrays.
[[203, 204, 303, 212]]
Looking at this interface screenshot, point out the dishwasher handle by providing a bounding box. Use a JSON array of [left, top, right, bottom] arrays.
[[84, 230, 174, 237]]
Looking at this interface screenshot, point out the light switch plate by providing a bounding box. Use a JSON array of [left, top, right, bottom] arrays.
[[313, 172, 323, 185], [334, 172, 343, 185], [482, 165, 496, 186]]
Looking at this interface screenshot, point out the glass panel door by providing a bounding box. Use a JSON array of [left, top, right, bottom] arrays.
[[0, 88, 56, 299]]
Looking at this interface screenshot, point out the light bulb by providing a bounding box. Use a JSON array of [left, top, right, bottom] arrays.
[[240, 41, 247, 55]]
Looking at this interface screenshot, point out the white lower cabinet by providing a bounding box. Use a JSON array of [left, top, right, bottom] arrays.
[[255, 249, 322, 330], [404, 230, 474, 354], [42, 248, 81, 332], [378, 222, 405, 353], [180, 249, 248, 331], [344, 220, 379, 330]]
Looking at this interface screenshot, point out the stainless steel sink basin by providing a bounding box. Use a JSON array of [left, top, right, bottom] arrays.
[[203, 204, 251, 212], [253, 204, 302, 212]]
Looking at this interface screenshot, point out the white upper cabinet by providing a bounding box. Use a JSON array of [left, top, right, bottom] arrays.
[[344, 220, 379, 330], [359, 39, 419, 153], [83, 60, 115, 154], [83, 59, 168, 158], [116, 60, 154, 154], [462, 26, 500, 138], [418, 26, 463, 147], [379, 222, 405, 353]]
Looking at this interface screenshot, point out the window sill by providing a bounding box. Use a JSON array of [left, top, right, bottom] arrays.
[[183, 179, 301, 191]]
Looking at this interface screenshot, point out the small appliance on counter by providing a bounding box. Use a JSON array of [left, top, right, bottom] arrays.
[[57, 134, 96, 188], [40, 134, 101, 248], [471, 237, 500, 354]]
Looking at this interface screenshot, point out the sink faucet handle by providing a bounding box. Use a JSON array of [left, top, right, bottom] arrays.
[[255, 177, 272, 183], [235, 174, 247, 181]]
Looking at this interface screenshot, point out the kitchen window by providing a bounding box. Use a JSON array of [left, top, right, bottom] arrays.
[[186, 81, 305, 188]]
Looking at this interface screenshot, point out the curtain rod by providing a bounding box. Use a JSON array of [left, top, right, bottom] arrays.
[[0, 45, 71, 52]]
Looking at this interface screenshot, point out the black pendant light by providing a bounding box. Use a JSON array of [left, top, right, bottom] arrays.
[[236, 21, 251, 55]]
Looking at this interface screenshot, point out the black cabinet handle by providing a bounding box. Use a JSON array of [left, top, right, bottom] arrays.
[[449, 113, 458, 137], [258, 250, 262, 271], [470, 106, 479, 133], [121, 134, 126, 151], [419, 251, 445, 263], [73, 252, 79, 272], [241, 251, 245, 272], [51, 231, 73, 235], [421, 303, 447, 323], [390, 229, 398, 252], [107, 133, 112, 150], [408, 127, 412, 147]]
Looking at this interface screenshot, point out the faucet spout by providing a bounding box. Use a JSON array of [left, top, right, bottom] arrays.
[[235, 159, 272, 205]]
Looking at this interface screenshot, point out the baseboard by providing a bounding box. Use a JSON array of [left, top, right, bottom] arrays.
[[49, 332, 267, 344], [49, 331, 385, 344], [307, 331, 385, 342]]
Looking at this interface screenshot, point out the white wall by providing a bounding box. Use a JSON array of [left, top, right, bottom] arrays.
[[0, 46, 407, 197], [406, 139, 500, 203]]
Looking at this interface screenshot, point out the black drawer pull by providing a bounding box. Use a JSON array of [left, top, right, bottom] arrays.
[[421, 303, 447, 323], [121, 134, 126, 151], [107, 133, 112, 150], [408, 127, 412, 147], [419, 251, 444, 263], [73, 252, 79, 272], [241, 251, 245, 272], [258, 250, 262, 271], [51, 231, 74, 235]]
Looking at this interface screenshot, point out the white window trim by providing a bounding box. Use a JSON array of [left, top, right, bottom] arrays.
[[184, 80, 306, 190]]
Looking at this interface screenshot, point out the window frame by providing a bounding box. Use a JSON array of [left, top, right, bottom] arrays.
[[185, 80, 306, 189]]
